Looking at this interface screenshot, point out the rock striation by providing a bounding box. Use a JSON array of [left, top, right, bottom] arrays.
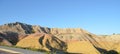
[[0, 22, 50, 34], [0, 32, 12, 46], [0, 22, 119, 54], [16, 33, 67, 51], [104, 34, 120, 52]]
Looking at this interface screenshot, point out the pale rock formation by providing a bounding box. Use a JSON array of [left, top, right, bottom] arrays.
[[0, 22, 119, 54], [67, 41, 100, 54], [16, 33, 67, 51]]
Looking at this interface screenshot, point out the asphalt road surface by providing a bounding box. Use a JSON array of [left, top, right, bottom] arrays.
[[0, 50, 11, 54], [0, 46, 45, 54]]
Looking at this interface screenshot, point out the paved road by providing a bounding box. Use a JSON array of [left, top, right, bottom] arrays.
[[0, 46, 45, 54], [0, 50, 11, 54]]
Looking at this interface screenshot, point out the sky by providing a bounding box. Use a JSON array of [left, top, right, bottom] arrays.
[[0, 0, 120, 35]]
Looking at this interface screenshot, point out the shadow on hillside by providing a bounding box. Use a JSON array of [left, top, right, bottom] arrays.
[[66, 53, 83, 54], [0, 31, 19, 45], [95, 47, 119, 54], [107, 50, 119, 54], [38, 35, 67, 51]]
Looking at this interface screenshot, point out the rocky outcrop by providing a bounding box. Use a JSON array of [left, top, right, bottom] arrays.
[[0, 37, 12, 46], [0, 31, 19, 45], [16, 33, 67, 51], [0, 31, 28, 45], [0, 22, 32, 34], [0, 22, 119, 54], [50, 28, 114, 53], [32, 25, 50, 33], [0, 22, 50, 45], [0, 32, 12, 46], [0, 22, 50, 34], [50, 28, 89, 34], [104, 34, 120, 52], [105, 34, 120, 43]]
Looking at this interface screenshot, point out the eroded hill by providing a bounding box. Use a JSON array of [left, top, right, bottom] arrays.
[[0, 22, 119, 54]]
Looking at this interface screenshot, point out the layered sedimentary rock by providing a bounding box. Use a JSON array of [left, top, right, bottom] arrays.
[[32, 25, 50, 33], [104, 34, 120, 52], [50, 28, 114, 53], [16, 33, 67, 51], [67, 41, 100, 54], [105, 34, 120, 43], [0, 37, 12, 46], [0, 31, 28, 45], [0, 32, 12, 46], [0, 22, 32, 34], [0, 22, 119, 54], [0, 22, 50, 34]]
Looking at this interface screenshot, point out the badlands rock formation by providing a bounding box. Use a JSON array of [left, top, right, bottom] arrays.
[[16, 33, 67, 51], [0, 36, 12, 46], [0, 22, 50, 34], [104, 34, 120, 52], [67, 41, 100, 54], [0, 32, 12, 46], [50, 28, 114, 53], [0, 22, 119, 54]]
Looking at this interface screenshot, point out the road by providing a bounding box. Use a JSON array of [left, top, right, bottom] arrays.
[[0, 46, 45, 54]]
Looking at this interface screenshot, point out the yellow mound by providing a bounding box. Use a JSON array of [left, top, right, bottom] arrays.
[[16, 33, 67, 51], [67, 41, 100, 54]]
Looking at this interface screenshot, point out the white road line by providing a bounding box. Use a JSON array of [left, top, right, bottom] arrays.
[[0, 48, 23, 54]]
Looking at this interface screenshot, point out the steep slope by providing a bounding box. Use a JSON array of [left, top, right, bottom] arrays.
[[0, 32, 12, 46], [0, 22, 119, 54], [0, 31, 28, 45], [16, 33, 67, 51], [67, 41, 100, 54], [0, 22, 32, 34], [51, 28, 112, 50], [0, 22, 50, 45], [0, 22, 50, 34], [32, 25, 50, 33]]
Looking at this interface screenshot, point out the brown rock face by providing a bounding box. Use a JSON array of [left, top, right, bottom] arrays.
[[0, 37, 12, 46], [0, 33, 12, 46], [0, 22, 50, 34], [0, 22, 32, 34], [0, 31, 19, 45], [16, 33, 67, 51], [50, 28, 114, 53], [32, 26, 50, 33], [0, 22, 119, 54], [0, 22, 50, 45], [50, 28, 87, 34]]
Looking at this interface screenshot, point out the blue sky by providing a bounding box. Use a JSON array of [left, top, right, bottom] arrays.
[[0, 0, 120, 35]]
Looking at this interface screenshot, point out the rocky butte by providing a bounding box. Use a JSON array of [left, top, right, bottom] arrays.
[[0, 22, 120, 54]]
